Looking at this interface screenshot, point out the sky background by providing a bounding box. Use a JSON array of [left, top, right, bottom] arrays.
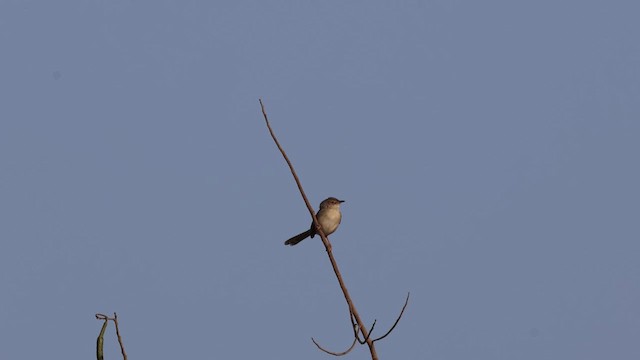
[[1, 1, 639, 359]]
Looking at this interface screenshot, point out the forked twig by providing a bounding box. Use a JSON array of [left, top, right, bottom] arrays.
[[95, 313, 128, 360], [361, 320, 377, 344], [349, 310, 378, 345]]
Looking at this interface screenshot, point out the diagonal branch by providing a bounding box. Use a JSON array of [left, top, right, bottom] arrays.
[[112, 313, 128, 360], [260, 99, 374, 354], [259, 99, 323, 248], [260, 99, 409, 359]]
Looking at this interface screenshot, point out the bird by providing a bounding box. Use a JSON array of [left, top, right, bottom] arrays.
[[284, 197, 345, 246]]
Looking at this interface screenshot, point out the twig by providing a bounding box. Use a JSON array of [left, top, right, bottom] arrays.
[[372, 292, 410, 342], [361, 320, 377, 344], [312, 337, 357, 356], [113, 313, 128, 360], [313, 313, 376, 354]]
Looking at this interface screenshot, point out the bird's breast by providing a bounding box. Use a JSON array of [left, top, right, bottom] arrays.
[[318, 208, 342, 235]]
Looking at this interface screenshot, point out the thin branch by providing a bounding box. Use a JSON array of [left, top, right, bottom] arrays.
[[112, 313, 128, 360], [372, 292, 411, 342], [311, 337, 357, 356], [258, 99, 324, 249], [360, 320, 377, 344], [261, 99, 410, 359], [261, 99, 376, 358]]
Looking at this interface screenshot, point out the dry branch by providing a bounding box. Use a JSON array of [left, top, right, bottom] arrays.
[[95, 313, 128, 360], [260, 99, 409, 359]]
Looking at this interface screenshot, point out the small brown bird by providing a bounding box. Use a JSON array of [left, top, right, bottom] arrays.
[[284, 197, 345, 246]]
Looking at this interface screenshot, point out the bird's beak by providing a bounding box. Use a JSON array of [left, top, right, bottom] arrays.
[[339, 200, 345, 203]]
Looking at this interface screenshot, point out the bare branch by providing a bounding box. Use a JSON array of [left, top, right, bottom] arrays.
[[94, 313, 128, 360], [259, 99, 322, 246], [372, 292, 411, 342], [311, 337, 357, 356], [113, 313, 128, 360], [260, 98, 376, 357], [260, 99, 410, 359]]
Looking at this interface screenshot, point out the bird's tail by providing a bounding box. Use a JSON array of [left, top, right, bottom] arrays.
[[284, 229, 313, 246]]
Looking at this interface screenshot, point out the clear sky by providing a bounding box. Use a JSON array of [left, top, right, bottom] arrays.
[[1, 1, 639, 359]]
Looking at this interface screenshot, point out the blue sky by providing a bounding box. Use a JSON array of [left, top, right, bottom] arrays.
[[1, 1, 639, 359]]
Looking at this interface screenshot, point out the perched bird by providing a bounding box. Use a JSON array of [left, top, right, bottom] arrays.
[[284, 197, 345, 246]]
